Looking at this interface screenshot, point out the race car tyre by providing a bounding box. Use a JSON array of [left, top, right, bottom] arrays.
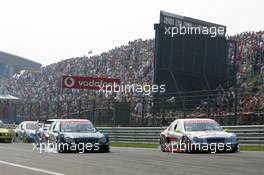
[[182, 136, 192, 153], [160, 136, 168, 152], [229, 145, 239, 153], [100, 146, 110, 153], [22, 134, 27, 143]]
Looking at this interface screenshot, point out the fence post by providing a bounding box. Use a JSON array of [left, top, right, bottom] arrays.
[[78, 100, 81, 118], [183, 95, 186, 118], [46, 102, 49, 120], [38, 102, 41, 120], [14, 103, 17, 123], [107, 98, 111, 123], [67, 101, 70, 119], [141, 96, 145, 126], [92, 98, 96, 124], [29, 103, 32, 121], [56, 101, 59, 118], [207, 93, 211, 118], [161, 94, 165, 126], [22, 103, 24, 122], [234, 89, 238, 125]]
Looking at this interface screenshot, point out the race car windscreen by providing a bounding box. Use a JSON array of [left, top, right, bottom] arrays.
[[0, 121, 4, 128], [61, 121, 97, 133], [184, 121, 223, 132], [26, 123, 41, 130]]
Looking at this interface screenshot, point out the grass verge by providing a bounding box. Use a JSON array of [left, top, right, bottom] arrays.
[[111, 142, 264, 151], [240, 146, 264, 151], [111, 142, 158, 148]]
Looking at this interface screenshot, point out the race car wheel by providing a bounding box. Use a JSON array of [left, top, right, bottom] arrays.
[[160, 136, 168, 152], [42, 135, 46, 143], [22, 134, 27, 143], [182, 136, 192, 153], [229, 145, 239, 153], [57, 143, 66, 153], [100, 146, 110, 153], [56, 137, 65, 153]]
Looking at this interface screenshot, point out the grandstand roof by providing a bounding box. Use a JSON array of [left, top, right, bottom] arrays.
[[0, 51, 41, 70], [160, 10, 226, 29], [0, 94, 20, 100]]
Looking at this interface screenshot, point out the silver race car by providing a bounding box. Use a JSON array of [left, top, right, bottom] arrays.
[[15, 121, 43, 143], [160, 118, 239, 153], [48, 119, 110, 153]]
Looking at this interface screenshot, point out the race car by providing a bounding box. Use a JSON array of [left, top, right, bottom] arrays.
[[35, 119, 58, 146], [0, 120, 13, 143], [15, 121, 43, 143], [160, 118, 239, 153], [48, 119, 110, 153]]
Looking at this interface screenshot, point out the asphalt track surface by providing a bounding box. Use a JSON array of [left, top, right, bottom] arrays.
[[0, 143, 263, 175]]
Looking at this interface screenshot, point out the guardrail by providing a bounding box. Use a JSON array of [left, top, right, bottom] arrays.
[[4, 124, 264, 146], [98, 125, 264, 146]]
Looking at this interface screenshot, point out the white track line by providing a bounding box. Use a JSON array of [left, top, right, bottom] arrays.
[[0, 160, 65, 175]]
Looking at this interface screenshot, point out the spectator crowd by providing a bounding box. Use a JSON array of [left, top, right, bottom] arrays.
[[0, 31, 264, 123]]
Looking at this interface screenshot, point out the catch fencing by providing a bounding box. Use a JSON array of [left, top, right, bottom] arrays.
[[11, 89, 264, 126]]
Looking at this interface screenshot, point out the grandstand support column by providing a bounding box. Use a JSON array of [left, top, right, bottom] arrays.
[[233, 41, 238, 125]]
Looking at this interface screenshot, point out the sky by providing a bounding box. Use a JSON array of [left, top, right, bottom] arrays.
[[0, 0, 263, 66]]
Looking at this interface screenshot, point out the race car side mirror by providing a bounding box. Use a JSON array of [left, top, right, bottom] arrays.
[[175, 129, 181, 133], [224, 129, 230, 132]]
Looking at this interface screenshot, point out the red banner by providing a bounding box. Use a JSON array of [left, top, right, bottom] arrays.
[[62, 75, 121, 90]]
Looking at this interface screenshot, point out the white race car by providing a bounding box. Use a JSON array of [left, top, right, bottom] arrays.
[[15, 121, 43, 143], [160, 118, 239, 153]]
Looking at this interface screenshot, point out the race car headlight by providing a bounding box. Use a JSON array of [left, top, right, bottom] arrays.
[[192, 136, 206, 143], [98, 136, 107, 144], [64, 137, 75, 144], [226, 136, 237, 143]]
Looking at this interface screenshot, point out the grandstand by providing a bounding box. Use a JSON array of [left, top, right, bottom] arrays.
[[0, 50, 41, 123], [0, 27, 263, 126], [5, 30, 263, 126]]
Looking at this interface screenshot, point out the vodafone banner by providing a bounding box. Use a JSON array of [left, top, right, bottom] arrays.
[[62, 75, 121, 90]]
